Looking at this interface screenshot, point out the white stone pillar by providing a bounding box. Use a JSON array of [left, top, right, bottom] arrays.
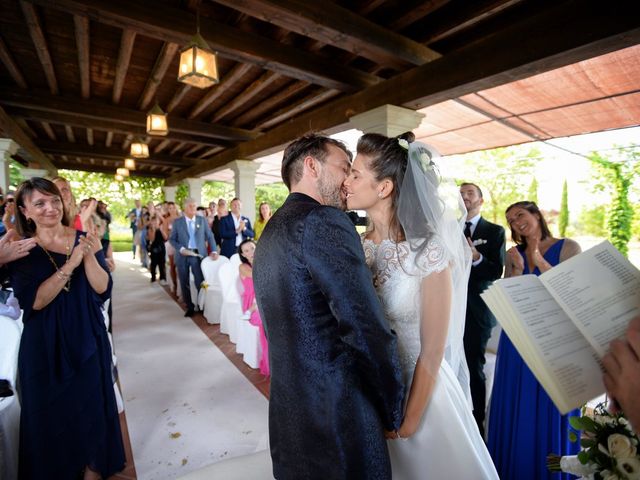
[[349, 104, 425, 137], [162, 185, 177, 203], [0, 139, 19, 195], [21, 167, 49, 179], [228, 160, 260, 224], [185, 178, 204, 207]]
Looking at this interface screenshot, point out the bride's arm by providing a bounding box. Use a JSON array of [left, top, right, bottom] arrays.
[[398, 266, 452, 438]]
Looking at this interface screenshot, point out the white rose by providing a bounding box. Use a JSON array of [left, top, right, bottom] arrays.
[[617, 457, 640, 480], [608, 434, 637, 458], [559, 455, 598, 476]]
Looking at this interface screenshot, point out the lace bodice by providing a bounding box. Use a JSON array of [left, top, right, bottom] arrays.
[[363, 236, 448, 373]]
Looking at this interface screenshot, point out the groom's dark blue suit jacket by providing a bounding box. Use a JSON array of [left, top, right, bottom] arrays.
[[254, 193, 404, 480]]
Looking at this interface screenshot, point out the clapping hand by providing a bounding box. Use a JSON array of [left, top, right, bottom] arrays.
[[78, 232, 101, 257], [529, 238, 551, 273], [0, 230, 36, 264], [238, 219, 246, 232], [506, 246, 524, 275], [466, 237, 481, 261]]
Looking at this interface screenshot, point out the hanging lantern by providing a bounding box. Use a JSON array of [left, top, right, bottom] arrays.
[[130, 138, 149, 158], [146, 103, 168, 136], [116, 167, 130, 177], [178, 8, 218, 89], [115, 173, 124, 182], [124, 158, 137, 170]]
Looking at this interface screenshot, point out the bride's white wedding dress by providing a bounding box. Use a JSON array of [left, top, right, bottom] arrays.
[[364, 237, 499, 480]]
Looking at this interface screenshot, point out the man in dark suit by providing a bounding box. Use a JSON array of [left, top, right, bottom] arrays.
[[219, 197, 255, 258], [169, 198, 219, 317], [253, 134, 404, 480], [460, 182, 506, 437]]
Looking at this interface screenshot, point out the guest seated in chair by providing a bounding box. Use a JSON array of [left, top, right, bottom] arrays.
[[220, 198, 254, 258], [170, 198, 219, 317], [9, 178, 124, 480], [238, 239, 269, 377]]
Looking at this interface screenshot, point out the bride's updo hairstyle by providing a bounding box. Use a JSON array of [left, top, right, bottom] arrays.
[[356, 131, 415, 242]]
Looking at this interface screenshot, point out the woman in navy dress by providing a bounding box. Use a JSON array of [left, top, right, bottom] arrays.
[[487, 201, 582, 479], [9, 178, 124, 479]]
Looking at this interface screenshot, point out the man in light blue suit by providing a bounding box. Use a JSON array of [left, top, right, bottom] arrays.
[[219, 197, 255, 258], [170, 198, 219, 317]]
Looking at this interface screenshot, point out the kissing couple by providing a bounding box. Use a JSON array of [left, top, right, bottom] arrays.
[[254, 132, 499, 479]]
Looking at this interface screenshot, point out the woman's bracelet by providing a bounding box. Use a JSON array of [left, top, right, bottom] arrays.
[[56, 269, 71, 281]]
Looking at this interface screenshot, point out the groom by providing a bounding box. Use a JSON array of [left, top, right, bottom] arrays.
[[254, 134, 404, 479]]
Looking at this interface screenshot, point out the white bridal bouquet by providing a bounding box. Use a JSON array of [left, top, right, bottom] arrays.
[[548, 403, 640, 479]]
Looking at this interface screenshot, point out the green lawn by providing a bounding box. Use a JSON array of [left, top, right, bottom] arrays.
[[110, 231, 133, 252]]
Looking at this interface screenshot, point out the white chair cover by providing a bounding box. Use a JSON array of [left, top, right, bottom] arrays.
[[199, 256, 228, 324], [189, 272, 198, 311], [101, 298, 124, 414], [237, 317, 261, 369], [0, 313, 23, 480], [218, 261, 243, 343]]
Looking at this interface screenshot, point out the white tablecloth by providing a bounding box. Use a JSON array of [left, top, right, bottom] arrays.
[[0, 314, 22, 480]]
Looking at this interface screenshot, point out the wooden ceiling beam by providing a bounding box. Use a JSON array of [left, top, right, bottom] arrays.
[[166, 0, 640, 184], [256, 88, 341, 130], [6, 106, 233, 148], [0, 88, 257, 142], [166, 84, 192, 113], [19, 1, 58, 94], [112, 28, 136, 104], [139, 42, 180, 110], [230, 80, 310, 127], [0, 105, 56, 172], [86, 128, 94, 146], [65, 125, 76, 142], [40, 121, 56, 140], [24, 0, 379, 92], [0, 36, 28, 89], [54, 159, 167, 178], [36, 140, 195, 167], [188, 63, 256, 120], [388, 0, 450, 31], [105, 131, 113, 147], [211, 0, 440, 68], [209, 71, 281, 123], [154, 139, 172, 153], [73, 15, 90, 99]]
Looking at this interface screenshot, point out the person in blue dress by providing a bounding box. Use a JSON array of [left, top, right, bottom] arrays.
[[487, 200, 581, 480], [9, 178, 124, 480]]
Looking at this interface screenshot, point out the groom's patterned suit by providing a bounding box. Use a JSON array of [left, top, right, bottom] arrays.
[[254, 192, 404, 479]]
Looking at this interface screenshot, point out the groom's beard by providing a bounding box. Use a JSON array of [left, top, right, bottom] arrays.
[[318, 172, 347, 210]]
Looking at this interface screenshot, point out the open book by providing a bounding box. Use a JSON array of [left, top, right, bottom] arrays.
[[481, 241, 640, 414]]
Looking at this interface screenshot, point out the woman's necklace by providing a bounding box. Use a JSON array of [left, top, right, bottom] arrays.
[[37, 230, 72, 292]]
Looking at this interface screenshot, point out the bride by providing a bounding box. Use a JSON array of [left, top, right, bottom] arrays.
[[344, 132, 499, 479]]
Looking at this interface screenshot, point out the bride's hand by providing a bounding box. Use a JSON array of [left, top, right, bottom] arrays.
[[384, 429, 399, 440], [397, 417, 419, 439]]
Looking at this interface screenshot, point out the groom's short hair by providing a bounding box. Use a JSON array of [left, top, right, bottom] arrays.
[[281, 133, 351, 190]]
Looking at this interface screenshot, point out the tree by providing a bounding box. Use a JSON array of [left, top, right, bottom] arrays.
[[588, 147, 640, 257], [528, 177, 539, 204], [255, 183, 289, 217], [558, 179, 569, 237], [458, 145, 541, 225]]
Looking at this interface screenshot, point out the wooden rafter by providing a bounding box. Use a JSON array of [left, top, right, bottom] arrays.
[[231, 80, 310, 127], [188, 63, 256, 120], [55, 159, 166, 177], [388, 0, 450, 31], [36, 141, 195, 167], [154, 139, 172, 153], [0, 88, 257, 142], [73, 15, 90, 99], [0, 36, 28, 88], [211, 0, 440, 68], [166, 84, 191, 113], [86, 128, 94, 146], [210, 71, 281, 123], [166, 0, 640, 184], [0, 105, 56, 172], [19, 1, 58, 94], [256, 88, 341, 130], [25, 0, 380, 92], [40, 121, 56, 140], [139, 42, 179, 110], [170, 142, 186, 155], [112, 28, 136, 104], [65, 125, 76, 142], [105, 131, 113, 147]]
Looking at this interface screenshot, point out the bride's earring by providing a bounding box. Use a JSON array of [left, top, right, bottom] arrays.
[[377, 191, 383, 198]]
